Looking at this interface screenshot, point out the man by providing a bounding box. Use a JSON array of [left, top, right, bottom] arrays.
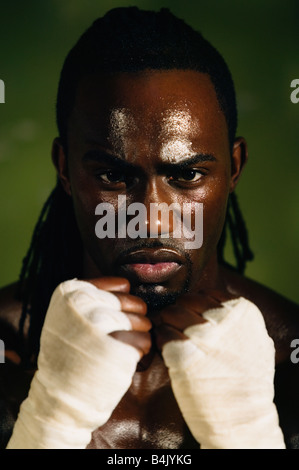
[[1, 7, 299, 449]]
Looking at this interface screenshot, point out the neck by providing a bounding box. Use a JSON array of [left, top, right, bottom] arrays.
[[189, 253, 227, 294]]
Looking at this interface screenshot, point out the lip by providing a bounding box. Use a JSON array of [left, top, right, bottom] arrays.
[[117, 247, 185, 265], [116, 248, 185, 283]]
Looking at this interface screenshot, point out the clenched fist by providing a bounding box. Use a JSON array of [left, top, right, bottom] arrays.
[[155, 292, 286, 449], [7, 278, 151, 449]]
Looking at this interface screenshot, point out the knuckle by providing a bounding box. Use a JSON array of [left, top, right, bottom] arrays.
[[109, 330, 152, 356], [116, 293, 147, 314], [126, 313, 152, 332]]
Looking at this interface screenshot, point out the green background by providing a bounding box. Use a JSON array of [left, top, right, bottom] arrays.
[[0, 0, 298, 303]]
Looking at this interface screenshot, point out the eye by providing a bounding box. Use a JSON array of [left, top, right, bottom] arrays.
[[177, 169, 202, 182], [169, 169, 203, 183], [95, 170, 137, 188], [97, 170, 125, 183]]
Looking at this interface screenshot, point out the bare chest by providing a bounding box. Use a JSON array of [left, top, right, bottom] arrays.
[[87, 354, 199, 450]]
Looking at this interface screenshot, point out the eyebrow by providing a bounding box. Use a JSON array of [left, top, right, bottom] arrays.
[[159, 153, 216, 171], [82, 150, 134, 170], [82, 149, 216, 171]]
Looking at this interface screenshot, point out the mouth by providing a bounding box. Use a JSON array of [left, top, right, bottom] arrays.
[[116, 248, 185, 284]]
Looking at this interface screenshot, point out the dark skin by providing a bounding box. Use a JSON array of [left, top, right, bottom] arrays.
[[0, 70, 299, 449]]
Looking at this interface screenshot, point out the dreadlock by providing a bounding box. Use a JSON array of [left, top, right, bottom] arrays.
[[17, 182, 83, 363], [218, 192, 254, 274], [17, 7, 253, 362]]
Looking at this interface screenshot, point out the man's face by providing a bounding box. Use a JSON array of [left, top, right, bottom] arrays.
[[59, 70, 241, 311]]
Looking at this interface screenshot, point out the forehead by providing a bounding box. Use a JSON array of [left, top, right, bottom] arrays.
[[68, 69, 229, 155]]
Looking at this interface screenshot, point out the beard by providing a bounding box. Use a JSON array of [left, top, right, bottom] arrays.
[[110, 239, 194, 312], [135, 286, 181, 310], [130, 265, 192, 313]]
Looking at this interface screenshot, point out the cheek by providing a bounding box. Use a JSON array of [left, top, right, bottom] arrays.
[[203, 195, 228, 241], [202, 182, 229, 246], [71, 193, 96, 255], [191, 174, 230, 251], [185, 184, 229, 278], [69, 174, 123, 264], [70, 179, 95, 229], [70, 188, 118, 275], [68, 168, 101, 248]]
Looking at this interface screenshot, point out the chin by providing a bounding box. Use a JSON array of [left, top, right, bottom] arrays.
[[131, 281, 190, 312]]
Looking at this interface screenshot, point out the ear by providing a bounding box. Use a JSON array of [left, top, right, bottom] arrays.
[[51, 137, 72, 196], [229, 136, 248, 193]]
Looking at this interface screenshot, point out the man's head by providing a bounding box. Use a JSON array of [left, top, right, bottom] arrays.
[[51, 7, 247, 310], [56, 7, 237, 152], [19, 7, 253, 357]]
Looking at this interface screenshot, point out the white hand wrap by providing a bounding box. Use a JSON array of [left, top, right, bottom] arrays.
[[162, 297, 286, 449], [7, 279, 140, 449]]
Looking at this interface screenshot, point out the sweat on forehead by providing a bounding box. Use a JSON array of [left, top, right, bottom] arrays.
[[109, 107, 200, 163], [68, 70, 229, 157]]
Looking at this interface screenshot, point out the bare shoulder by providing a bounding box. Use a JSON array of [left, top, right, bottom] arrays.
[[0, 283, 34, 448], [0, 282, 24, 361], [222, 266, 299, 448], [222, 266, 299, 364]]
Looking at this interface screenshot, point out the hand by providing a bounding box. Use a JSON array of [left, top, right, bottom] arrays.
[[7, 277, 151, 449], [155, 292, 286, 449], [154, 290, 231, 347], [87, 276, 152, 357]]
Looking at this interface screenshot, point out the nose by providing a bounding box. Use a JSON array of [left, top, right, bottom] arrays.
[[141, 180, 177, 238]]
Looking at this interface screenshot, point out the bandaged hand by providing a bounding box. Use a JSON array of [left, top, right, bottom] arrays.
[[156, 293, 285, 449], [7, 278, 151, 449]]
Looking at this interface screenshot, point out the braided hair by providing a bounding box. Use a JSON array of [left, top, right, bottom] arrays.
[[17, 7, 253, 361]]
